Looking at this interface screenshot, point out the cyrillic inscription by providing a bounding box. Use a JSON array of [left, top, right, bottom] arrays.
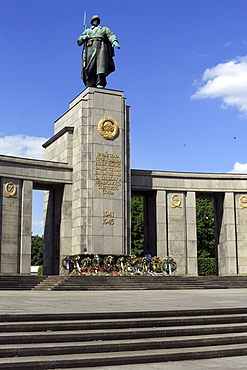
[[95, 152, 122, 195]]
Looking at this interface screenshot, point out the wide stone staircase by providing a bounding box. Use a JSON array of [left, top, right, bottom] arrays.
[[0, 275, 45, 290], [1, 275, 247, 291], [33, 275, 247, 291], [0, 308, 247, 368]]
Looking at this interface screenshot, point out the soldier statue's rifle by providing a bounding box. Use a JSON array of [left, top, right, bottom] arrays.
[[83, 12, 87, 31]]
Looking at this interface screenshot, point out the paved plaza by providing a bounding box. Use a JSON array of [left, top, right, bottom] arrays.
[[77, 356, 247, 369], [0, 288, 247, 314], [1, 288, 247, 369]]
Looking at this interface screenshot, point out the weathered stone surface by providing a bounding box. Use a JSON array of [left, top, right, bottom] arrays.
[[43, 87, 131, 273]]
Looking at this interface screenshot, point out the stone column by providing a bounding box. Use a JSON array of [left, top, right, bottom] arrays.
[[43, 189, 54, 275], [0, 178, 21, 274], [235, 193, 247, 274], [59, 184, 72, 273], [216, 192, 237, 275], [185, 192, 197, 275], [43, 186, 65, 275], [156, 190, 167, 258], [167, 192, 187, 274], [143, 192, 157, 257], [20, 180, 32, 274]]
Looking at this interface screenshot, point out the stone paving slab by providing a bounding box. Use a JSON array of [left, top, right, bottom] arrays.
[[69, 355, 247, 369]]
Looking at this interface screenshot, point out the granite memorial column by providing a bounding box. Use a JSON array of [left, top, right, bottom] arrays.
[[0, 178, 21, 273]]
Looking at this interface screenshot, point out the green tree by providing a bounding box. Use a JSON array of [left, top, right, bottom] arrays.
[[31, 235, 43, 266], [131, 196, 144, 257], [196, 198, 215, 258]]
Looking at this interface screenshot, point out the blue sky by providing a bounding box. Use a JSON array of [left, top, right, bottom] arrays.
[[1, 0, 247, 235]]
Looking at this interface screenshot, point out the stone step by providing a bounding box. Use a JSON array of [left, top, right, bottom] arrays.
[[53, 285, 225, 290], [1, 306, 247, 321], [0, 343, 247, 369], [1, 313, 247, 333], [0, 275, 45, 290], [1, 275, 247, 291], [49, 275, 247, 291], [1, 322, 247, 344], [0, 309, 247, 367], [1, 332, 247, 358], [32, 275, 69, 290]]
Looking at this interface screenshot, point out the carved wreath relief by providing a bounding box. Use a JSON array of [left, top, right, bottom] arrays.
[[239, 195, 247, 209], [5, 182, 17, 198], [171, 194, 182, 208]]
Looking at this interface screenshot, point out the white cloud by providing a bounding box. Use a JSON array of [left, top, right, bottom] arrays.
[[0, 134, 47, 159], [229, 162, 247, 173], [33, 220, 44, 228], [191, 56, 247, 116], [32, 220, 44, 236]]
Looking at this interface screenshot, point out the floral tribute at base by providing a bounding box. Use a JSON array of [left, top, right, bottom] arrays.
[[62, 254, 177, 275]]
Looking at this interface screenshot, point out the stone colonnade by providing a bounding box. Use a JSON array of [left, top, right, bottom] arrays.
[[132, 170, 247, 275], [0, 155, 72, 274], [0, 161, 247, 275]]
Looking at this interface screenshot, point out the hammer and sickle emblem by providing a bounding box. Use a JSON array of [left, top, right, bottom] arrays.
[[5, 182, 17, 198], [98, 117, 119, 140], [239, 195, 247, 209], [171, 194, 182, 208]]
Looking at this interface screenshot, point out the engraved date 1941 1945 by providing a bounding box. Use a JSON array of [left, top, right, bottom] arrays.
[[102, 211, 114, 225]]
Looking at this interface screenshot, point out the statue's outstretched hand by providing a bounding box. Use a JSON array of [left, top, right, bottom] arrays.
[[112, 41, 120, 49], [77, 39, 83, 46]]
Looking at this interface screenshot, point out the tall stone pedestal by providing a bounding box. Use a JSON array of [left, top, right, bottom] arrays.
[[43, 88, 131, 273]]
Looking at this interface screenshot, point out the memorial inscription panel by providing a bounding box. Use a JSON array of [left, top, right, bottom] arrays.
[[2, 198, 19, 244], [2, 181, 19, 247], [95, 152, 122, 195]]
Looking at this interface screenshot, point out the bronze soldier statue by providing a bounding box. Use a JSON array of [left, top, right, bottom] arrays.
[[77, 15, 120, 88]]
